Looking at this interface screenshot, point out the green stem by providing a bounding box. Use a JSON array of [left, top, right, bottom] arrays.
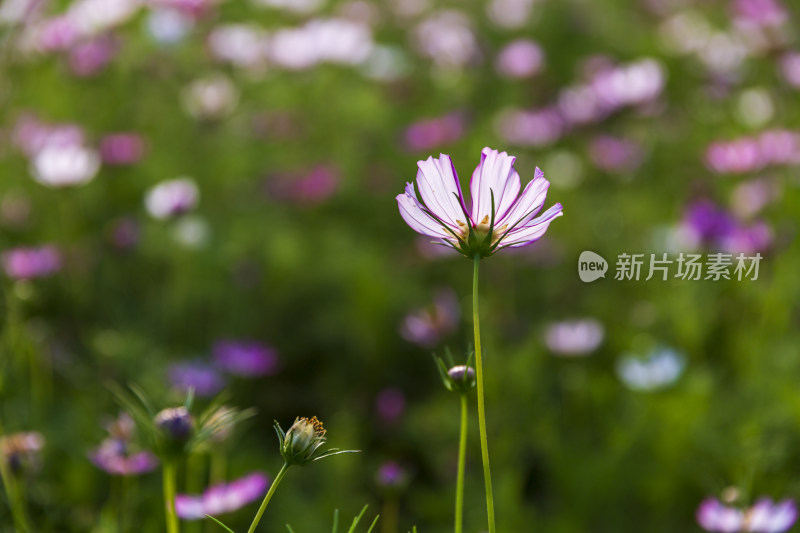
[[455, 393, 468, 533], [163, 461, 179, 533], [473, 255, 496, 533], [381, 497, 398, 533], [247, 462, 290, 533]]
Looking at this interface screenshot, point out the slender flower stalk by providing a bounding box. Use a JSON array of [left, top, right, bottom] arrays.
[[163, 461, 180, 533], [455, 393, 468, 533], [472, 255, 496, 533], [247, 462, 289, 533]]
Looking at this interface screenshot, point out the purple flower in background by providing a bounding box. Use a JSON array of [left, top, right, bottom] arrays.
[[376, 461, 410, 492], [375, 387, 405, 423], [545, 319, 604, 356], [722, 221, 773, 255], [144, 178, 199, 220], [495, 108, 565, 147], [706, 138, 763, 174], [495, 39, 544, 79], [68, 34, 119, 77], [780, 52, 800, 89], [175, 472, 269, 520], [697, 497, 797, 532], [35, 16, 79, 51], [404, 113, 466, 152], [400, 289, 459, 348], [109, 217, 140, 249], [2, 246, 61, 280], [100, 133, 145, 165], [682, 200, 738, 246], [396, 147, 563, 257], [588, 136, 644, 172], [213, 340, 279, 377], [168, 361, 226, 397]]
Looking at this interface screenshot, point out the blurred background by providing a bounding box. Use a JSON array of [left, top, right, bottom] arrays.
[[1, 0, 800, 531]]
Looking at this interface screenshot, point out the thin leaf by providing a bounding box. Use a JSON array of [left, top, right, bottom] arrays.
[[347, 505, 368, 533], [286, 525, 296, 533], [205, 515, 235, 533], [311, 449, 360, 462], [332, 509, 339, 533], [365, 515, 380, 533]]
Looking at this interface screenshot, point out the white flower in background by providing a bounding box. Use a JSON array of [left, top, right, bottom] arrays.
[[486, 0, 536, 29], [414, 11, 478, 68], [251, 0, 324, 15], [145, 9, 194, 45], [545, 319, 604, 356], [269, 18, 372, 70], [171, 215, 209, 248], [145, 178, 199, 219], [30, 144, 100, 187], [361, 46, 411, 82], [616, 347, 686, 392], [68, 0, 141, 36], [208, 24, 269, 69], [182, 74, 239, 120]]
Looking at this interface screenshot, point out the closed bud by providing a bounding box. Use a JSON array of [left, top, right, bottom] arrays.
[[154, 407, 194, 442], [445, 365, 476, 394]]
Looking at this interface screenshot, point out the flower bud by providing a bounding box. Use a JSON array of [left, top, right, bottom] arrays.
[[154, 407, 194, 442], [274, 416, 358, 466], [445, 365, 476, 394]]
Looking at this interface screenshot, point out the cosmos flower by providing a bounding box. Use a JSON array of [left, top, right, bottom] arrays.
[[396, 147, 563, 258], [175, 472, 269, 520], [213, 340, 279, 377], [616, 347, 685, 392], [544, 319, 604, 356], [144, 178, 199, 220], [495, 39, 544, 79], [400, 289, 459, 348], [2, 246, 61, 280], [697, 497, 797, 532], [30, 144, 100, 187]]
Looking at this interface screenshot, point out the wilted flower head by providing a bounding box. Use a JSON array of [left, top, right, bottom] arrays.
[[175, 472, 269, 520], [213, 340, 279, 377], [154, 406, 194, 442], [0, 432, 45, 474], [168, 361, 225, 397], [397, 147, 563, 258], [616, 347, 685, 392], [275, 416, 356, 466], [30, 144, 100, 187], [144, 177, 199, 220], [2, 246, 61, 280], [697, 496, 797, 532], [545, 319, 604, 356], [400, 289, 459, 348]]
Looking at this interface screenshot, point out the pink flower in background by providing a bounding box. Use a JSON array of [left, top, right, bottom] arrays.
[[376, 461, 410, 491], [404, 113, 466, 152], [267, 166, 340, 206], [731, 178, 778, 218], [144, 178, 199, 219], [706, 130, 800, 174], [495, 108, 565, 147], [99, 133, 145, 165], [545, 319, 604, 356], [396, 147, 563, 257], [697, 497, 797, 532], [213, 340, 279, 377], [779, 52, 800, 88], [588, 136, 644, 172], [2, 246, 61, 280], [109, 217, 141, 249], [35, 16, 79, 51], [175, 473, 269, 520], [375, 387, 405, 423], [414, 11, 478, 68], [400, 289, 459, 348], [731, 0, 788, 29], [89, 413, 158, 476], [12, 114, 85, 157], [68, 34, 119, 76], [495, 39, 544, 79]]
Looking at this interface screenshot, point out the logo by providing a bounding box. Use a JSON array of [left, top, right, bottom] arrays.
[[578, 251, 608, 282]]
